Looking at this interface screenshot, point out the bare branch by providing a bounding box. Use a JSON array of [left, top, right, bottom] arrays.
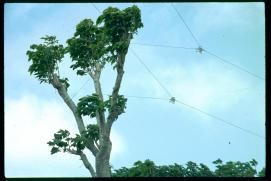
[[79, 151, 96, 177]]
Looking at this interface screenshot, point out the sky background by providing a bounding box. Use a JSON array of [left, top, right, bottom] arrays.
[[4, 2, 265, 177]]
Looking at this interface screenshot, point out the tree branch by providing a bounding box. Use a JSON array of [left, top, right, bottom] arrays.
[[79, 151, 97, 177], [106, 33, 132, 133], [89, 64, 108, 142], [49, 74, 99, 156], [87, 69, 95, 79], [66, 148, 96, 177], [66, 148, 79, 155]]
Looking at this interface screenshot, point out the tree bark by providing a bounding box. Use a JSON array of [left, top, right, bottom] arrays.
[[94, 33, 132, 177], [80, 152, 97, 177], [50, 74, 99, 157], [95, 135, 112, 177], [90, 65, 113, 177]]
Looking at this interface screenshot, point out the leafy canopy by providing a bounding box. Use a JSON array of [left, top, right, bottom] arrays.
[[27, 35, 65, 83], [112, 159, 262, 177], [26, 5, 143, 84], [67, 5, 143, 76]]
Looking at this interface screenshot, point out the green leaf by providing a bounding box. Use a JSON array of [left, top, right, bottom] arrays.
[[50, 147, 60, 154], [76, 70, 86, 76], [47, 141, 55, 146], [54, 133, 62, 139]]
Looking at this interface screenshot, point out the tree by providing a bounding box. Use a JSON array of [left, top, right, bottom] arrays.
[[26, 5, 143, 177], [213, 159, 257, 177], [258, 167, 265, 177], [112, 159, 263, 177]]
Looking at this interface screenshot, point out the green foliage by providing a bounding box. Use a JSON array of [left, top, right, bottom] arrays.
[[124, 159, 156, 177], [82, 124, 100, 141], [198, 163, 214, 177], [104, 95, 127, 114], [67, 19, 108, 75], [77, 94, 127, 118], [47, 129, 71, 154], [71, 134, 86, 151], [27, 35, 65, 83], [59, 77, 70, 90], [96, 5, 143, 45], [213, 160, 257, 177], [258, 167, 265, 177], [99, 6, 143, 67], [112, 159, 262, 177], [77, 94, 105, 117], [50, 147, 60, 154], [47, 125, 99, 154], [67, 5, 143, 74], [27, 5, 143, 85]]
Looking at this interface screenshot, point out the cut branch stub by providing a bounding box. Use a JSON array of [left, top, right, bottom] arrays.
[[27, 35, 65, 83]]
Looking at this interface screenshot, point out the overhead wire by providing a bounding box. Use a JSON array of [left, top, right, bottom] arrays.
[[170, 3, 265, 81], [204, 50, 265, 80], [131, 42, 195, 50], [71, 78, 91, 99], [171, 3, 200, 47], [78, 3, 265, 140], [174, 99, 265, 139], [105, 92, 264, 139], [130, 48, 173, 97], [91, 2, 173, 98], [111, 94, 169, 101], [92, 3, 101, 13]]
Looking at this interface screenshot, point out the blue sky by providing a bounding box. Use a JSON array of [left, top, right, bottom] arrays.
[[4, 3, 265, 177]]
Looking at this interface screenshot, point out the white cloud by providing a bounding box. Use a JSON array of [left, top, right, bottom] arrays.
[[125, 56, 251, 113], [110, 130, 125, 157], [5, 94, 125, 176], [192, 3, 264, 38]]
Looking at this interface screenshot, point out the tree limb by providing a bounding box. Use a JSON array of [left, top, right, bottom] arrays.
[[50, 74, 99, 156], [89, 64, 107, 142], [66, 148, 79, 155], [79, 151, 97, 177], [106, 33, 132, 133], [66, 148, 96, 177]]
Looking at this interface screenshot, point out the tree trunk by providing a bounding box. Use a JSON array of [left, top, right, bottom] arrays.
[[95, 136, 112, 177]]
